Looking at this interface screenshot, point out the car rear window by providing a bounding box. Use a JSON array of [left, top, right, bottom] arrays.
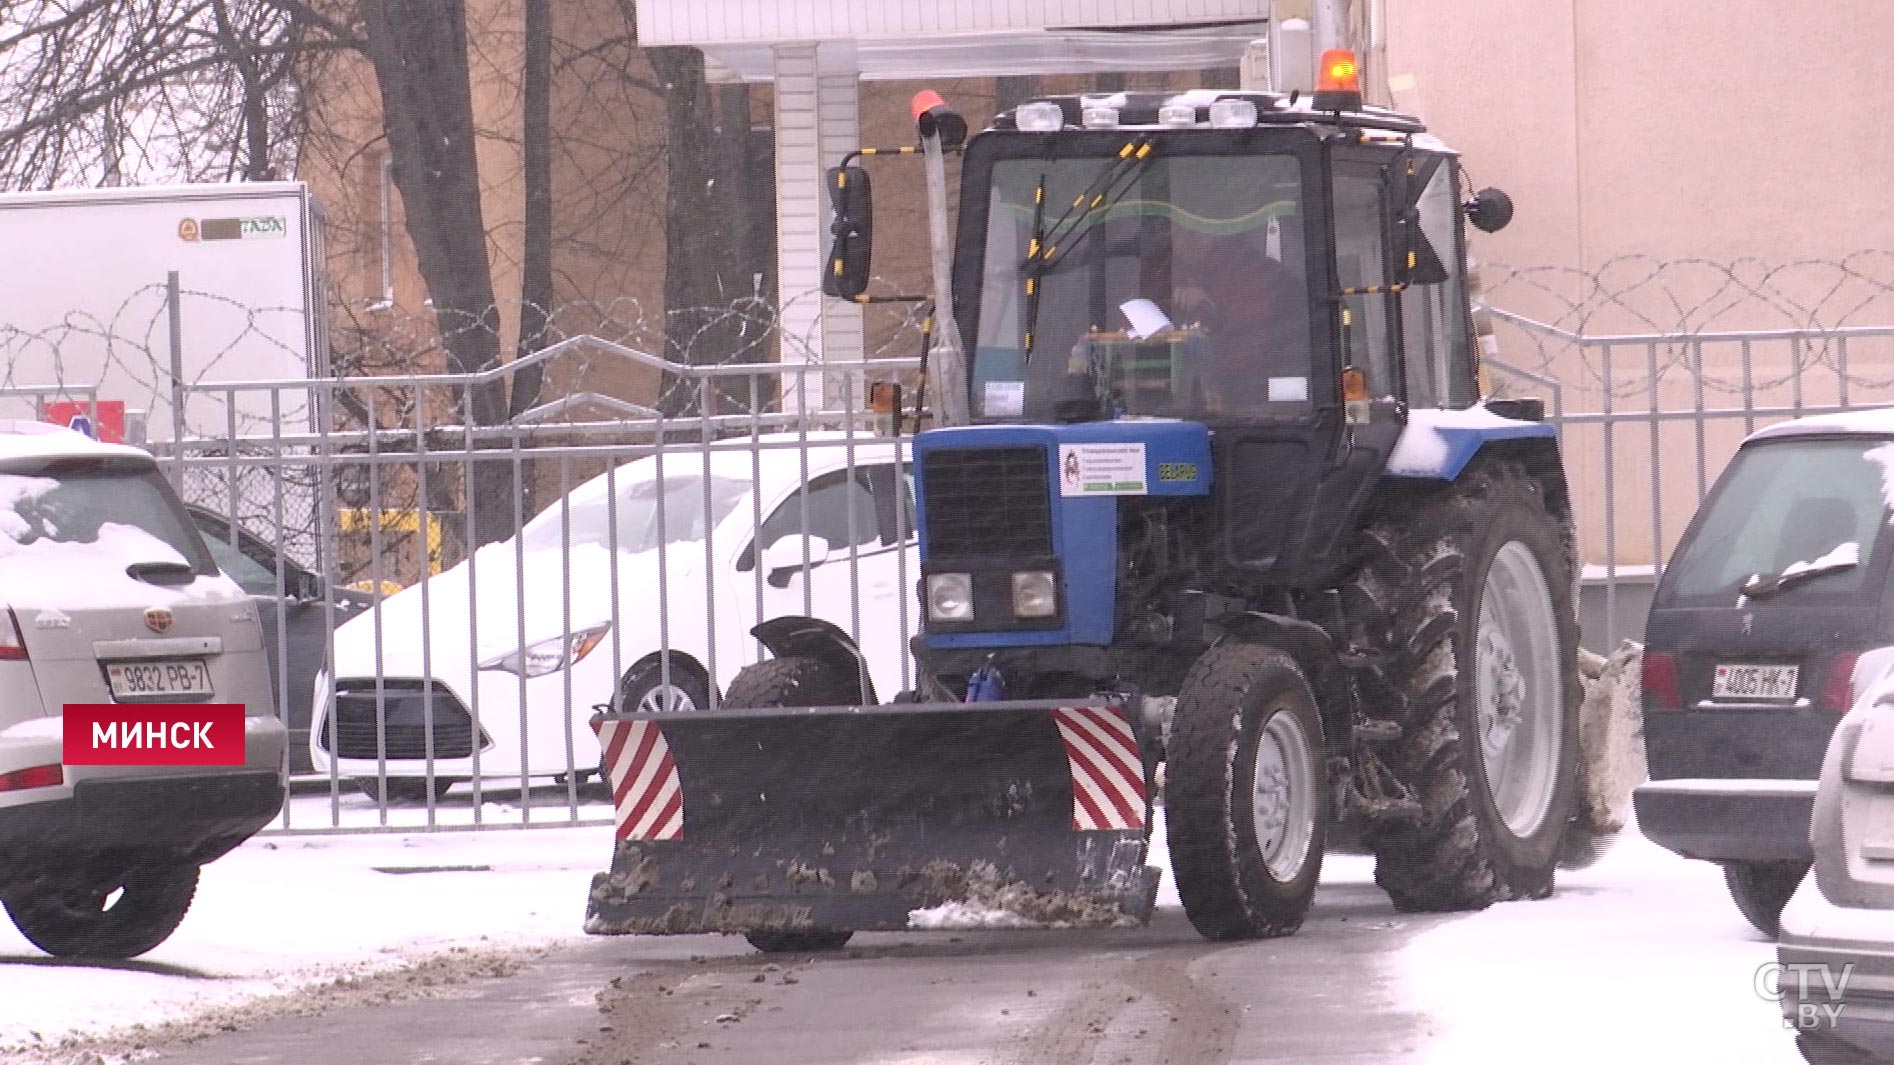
[[1662, 437, 1891, 602], [0, 457, 216, 573]]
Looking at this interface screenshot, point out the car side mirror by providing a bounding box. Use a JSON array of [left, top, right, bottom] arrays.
[[822, 165, 873, 299], [761, 535, 831, 588], [288, 570, 324, 602], [1465, 187, 1514, 234]]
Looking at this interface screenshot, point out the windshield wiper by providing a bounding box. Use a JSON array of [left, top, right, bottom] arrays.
[[1020, 139, 1155, 363], [1742, 554, 1860, 599]]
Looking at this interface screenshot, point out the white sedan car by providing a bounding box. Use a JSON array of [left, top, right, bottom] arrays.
[[310, 433, 918, 800]]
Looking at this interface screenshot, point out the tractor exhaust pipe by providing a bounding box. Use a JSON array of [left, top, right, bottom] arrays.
[[914, 91, 971, 427]]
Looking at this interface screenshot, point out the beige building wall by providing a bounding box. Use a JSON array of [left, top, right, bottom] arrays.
[[1388, 3, 1894, 569]]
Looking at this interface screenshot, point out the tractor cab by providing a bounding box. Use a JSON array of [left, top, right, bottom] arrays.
[[955, 86, 1512, 584]]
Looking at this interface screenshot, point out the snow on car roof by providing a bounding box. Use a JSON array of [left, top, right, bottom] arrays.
[[1744, 407, 1894, 443], [0, 419, 154, 464]]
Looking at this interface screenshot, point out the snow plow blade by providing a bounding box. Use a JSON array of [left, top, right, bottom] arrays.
[[583, 699, 1160, 936]]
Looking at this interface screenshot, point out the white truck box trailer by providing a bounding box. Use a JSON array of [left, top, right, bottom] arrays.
[[0, 181, 328, 443]]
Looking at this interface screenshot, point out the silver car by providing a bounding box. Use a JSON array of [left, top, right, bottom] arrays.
[[0, 421, 283, 958], [1778, 649, 1894, 1062]]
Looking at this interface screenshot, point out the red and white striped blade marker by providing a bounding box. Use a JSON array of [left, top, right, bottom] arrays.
[[1052, 706, 1146, 832], [593, 718, 683, 841]]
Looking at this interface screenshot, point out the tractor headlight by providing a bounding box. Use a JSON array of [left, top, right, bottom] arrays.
[[481, 624, 609, 677], [1010, 571, 1058, 619], [926, 573, 974, 621]]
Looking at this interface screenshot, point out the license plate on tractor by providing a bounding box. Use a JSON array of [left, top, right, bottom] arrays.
[[1712, 663, 1799, 701], [106, 659, 213, 700]]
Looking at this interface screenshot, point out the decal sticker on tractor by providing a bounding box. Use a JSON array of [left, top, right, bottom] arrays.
[[1058, 442, 1147, 496]]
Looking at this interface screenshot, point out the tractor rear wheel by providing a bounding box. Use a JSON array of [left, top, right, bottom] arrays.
[[1343, 462, 1580, 912], [722, 655, 858, 954], [1166, 644, 1327, 939]]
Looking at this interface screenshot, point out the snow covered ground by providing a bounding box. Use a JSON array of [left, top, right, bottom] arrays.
[[0, 823, 605, 1060], [0, 807, 1807, 1064], [1397, 823, 1803, 1065]]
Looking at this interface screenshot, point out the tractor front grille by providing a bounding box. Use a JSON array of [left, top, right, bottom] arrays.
[[922, 445, 1053, 559], [319, 679, 481, 760]]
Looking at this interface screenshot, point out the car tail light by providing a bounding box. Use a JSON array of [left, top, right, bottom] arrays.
[[0, 764, 62, 792], [1642, 651, 1682, 711], [0, 609, 27, 660], [1822, 650, 1865, 713]]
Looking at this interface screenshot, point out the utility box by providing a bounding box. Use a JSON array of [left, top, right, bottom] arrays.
[[0, 181, 328, 443]]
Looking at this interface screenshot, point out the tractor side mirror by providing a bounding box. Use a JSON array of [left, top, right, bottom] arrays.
[[761, 535, 832, 588], [823, 165, 873, 299], [1466, 187, 1514, 234]]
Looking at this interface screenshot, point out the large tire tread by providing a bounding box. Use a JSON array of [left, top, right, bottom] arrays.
[[1342, 460, 1581, 913]]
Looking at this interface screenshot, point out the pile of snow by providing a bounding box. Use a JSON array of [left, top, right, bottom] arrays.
[[1574, 640, 1647, 835], [907, 900, 1038, 930]]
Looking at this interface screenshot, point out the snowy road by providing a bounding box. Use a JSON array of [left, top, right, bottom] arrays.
[[0, 812, 1806, 1064]]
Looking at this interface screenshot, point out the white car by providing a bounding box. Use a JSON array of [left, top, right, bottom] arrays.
[[311, 432, 919, 799]]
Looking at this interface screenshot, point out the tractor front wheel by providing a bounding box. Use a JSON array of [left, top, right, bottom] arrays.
[[1166, 644, 1327, 940], [722, 655, 859, 954]]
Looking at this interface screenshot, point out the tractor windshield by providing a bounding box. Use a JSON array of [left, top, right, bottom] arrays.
[[970, 152, 1312, 422]]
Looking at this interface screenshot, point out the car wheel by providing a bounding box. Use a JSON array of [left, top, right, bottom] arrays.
[[615, 658, 712, 714], [5, 864, 200, 959], [352, 776, 457, 804], [1724, 859, 1809, 936]]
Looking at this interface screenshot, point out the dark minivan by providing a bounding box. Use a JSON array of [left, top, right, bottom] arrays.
[[1636, 411, 1894, 935]]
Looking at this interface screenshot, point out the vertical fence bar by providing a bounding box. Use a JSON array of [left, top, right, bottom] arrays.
[[1690, 339, 1708, 503], [1741, 339, 1756, 436], [365, 385, 388, 826], [166, 271, 186, 487], [1838, 336, 1852, 411], [416, 387, 439, 828], [464, 381, 484, 824], [1600, 342, 1618, 651], [1646, 342, 1664, 582]]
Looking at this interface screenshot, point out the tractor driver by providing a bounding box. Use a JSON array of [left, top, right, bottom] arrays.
[[1166, 225, 1311, 412]]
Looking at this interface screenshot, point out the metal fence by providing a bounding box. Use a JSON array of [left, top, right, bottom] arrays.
[[1483, 257, 1894, 650], [6, 264, 1893, 833], [169, 349, 922, 834]]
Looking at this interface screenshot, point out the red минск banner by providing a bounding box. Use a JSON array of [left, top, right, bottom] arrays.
[[63, 704, 246, 766]]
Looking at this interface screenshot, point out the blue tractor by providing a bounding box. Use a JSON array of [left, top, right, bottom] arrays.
[[584, 58, 1582, 953]]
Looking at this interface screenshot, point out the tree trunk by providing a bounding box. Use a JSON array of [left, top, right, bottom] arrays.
[[648, 45, 758, 418], [509, 0, 552, 422], [359, 0, 516, 546]]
